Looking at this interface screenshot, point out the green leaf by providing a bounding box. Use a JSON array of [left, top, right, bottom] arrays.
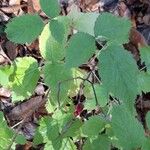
[[83, 135, 110, 150], [94, 13, 131, 43], [44, 138, 76, 150], [50, 19, 65, 43], [140, 46, 150, 72], [15, 134, 26, 145], [95, 84, 108, 107], [10, 57, 40, 101], [142, 138, 150, 150], [84, 99, 96, 111], [66, 32, 96, 68], [39, 16, 70, 62], [39, 23, 65, 62], [44, 63, 72, 105], [6, 14, 44, 44], [40, 0, 60, 18], [68, 10, 98, 36], [112, 104, 145, 150], [146, 112, 150, 129], [61, 118, 83, 138], [82, 115, 105, 137], [0, 112, 13, 149], [44, 63, 71, 89], [138, 71, 150, 93], [0, 66, 13, 86], [99, 44, 138, 108]]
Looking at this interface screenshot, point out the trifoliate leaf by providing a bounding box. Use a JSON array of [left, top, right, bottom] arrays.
[[68, 10, 98, 36], [99, 44, 138, 107], [40, 0, 60, 18], [6, 14, 44, 44], [50, 19, 65, 43], [138, 71, 150, 93], [94, 13, 131, 43], [10, 57, 40, 101], [66, 32, 96, 68], [112, 104, 145, 150], [82, 115, 105, 137], [140, 46, 150, 72]]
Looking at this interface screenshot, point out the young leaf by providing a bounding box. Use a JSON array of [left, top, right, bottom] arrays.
[[99, 44, 138, 106], [0, 112, 26, 149], [66, 32, 96, 68], [50, 19, 65, 43], [10, 57, 40, 101], [94, 13, 131, 43], [0, 112, 13, 149], [140, 46, 150, 72], [6, 14, 44, 44], [82, 115, 105, 137], [39, 23, 65, 62], [40, 0, 60, 18], [112, 104, 145, 150], [0, 66, 13, 86]]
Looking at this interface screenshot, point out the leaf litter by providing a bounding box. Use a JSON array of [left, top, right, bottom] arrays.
[[0, 0, 150, 149]]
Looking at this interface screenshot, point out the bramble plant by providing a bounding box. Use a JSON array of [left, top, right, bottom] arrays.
[[0, 0, 150, 149]]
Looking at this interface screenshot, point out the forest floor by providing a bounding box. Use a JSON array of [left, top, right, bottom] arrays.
[[0, 0, 150, 149]]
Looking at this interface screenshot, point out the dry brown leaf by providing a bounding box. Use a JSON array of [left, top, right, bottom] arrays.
[[3, 41, 18, 60], [143, 14, 150, 26], [130, 28, 148, 48], [0, 4, 27, 14], [7, 96, 44, 121], [0, 87, 11, 98], [27, 0, 40, 13]]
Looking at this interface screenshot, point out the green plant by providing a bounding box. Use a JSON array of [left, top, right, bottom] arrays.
[[1, 0, 150, 149]]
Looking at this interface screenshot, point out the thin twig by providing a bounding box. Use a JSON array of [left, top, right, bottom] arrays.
[[57, 75, 99, 108]]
